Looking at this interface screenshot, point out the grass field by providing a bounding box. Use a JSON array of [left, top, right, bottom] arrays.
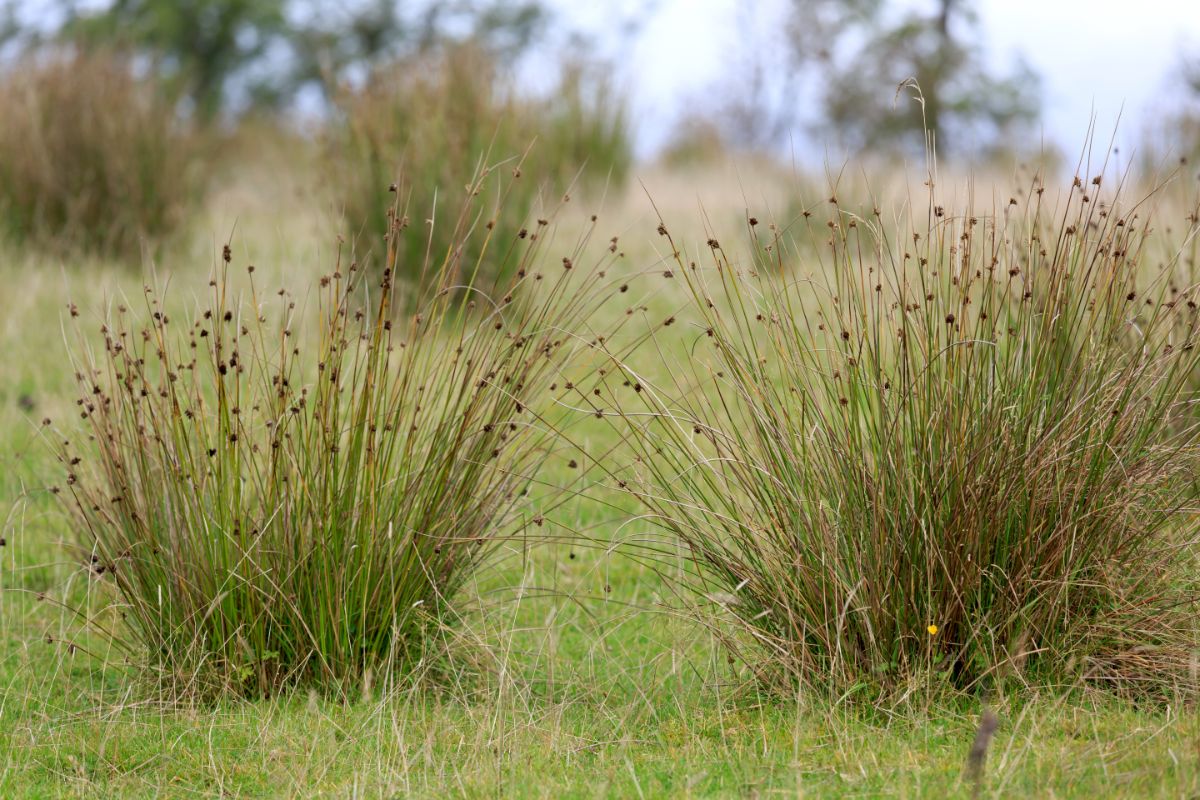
[[3, 152, 1200, 799]]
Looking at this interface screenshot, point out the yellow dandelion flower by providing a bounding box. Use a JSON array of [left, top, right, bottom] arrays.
[[927, 624, 939, 636]]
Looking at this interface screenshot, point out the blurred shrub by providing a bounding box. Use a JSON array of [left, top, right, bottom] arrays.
[[332, 45, 630, 289], [658, 118, 731, 168], [0, 50, 202, 260], [538, 61, 631, 187]]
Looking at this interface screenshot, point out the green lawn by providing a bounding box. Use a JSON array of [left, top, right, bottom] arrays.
[[4, 568, 1198, 797], [2, 167, 1199, 798]]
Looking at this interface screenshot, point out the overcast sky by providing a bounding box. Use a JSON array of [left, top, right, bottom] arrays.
[[543, 0, 1200, 160]]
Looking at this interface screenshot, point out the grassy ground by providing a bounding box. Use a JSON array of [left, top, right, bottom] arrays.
[[2, 156, 1199, 798]]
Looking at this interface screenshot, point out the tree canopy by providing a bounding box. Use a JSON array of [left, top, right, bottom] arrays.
[[2, 0, 546, 120], [787, 0, 1041, 157]]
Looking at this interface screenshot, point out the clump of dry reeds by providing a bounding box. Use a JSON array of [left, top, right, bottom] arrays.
[[0, 50, 202, 260], [332, 44, 630, 290]]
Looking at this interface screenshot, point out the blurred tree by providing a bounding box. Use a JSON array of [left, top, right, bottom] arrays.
[[287, 0, 545, 100], [787, 0, 1041, 157], [64, 0, 291, 121], [2, 0, 546, 120], [0, 4, 20, 53], [1152, 53, 1200, 169], [1185, 56, 1200, 96]]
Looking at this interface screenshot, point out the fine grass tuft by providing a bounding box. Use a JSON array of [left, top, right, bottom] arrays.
[[48, 189, 614, 698], [609, 170, 1200, 701]]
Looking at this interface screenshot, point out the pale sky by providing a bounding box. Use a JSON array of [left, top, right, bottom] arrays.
[[543, 0, 1200, 160]]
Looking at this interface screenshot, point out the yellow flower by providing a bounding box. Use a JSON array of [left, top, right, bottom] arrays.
[[927, 624, 939, 636]]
